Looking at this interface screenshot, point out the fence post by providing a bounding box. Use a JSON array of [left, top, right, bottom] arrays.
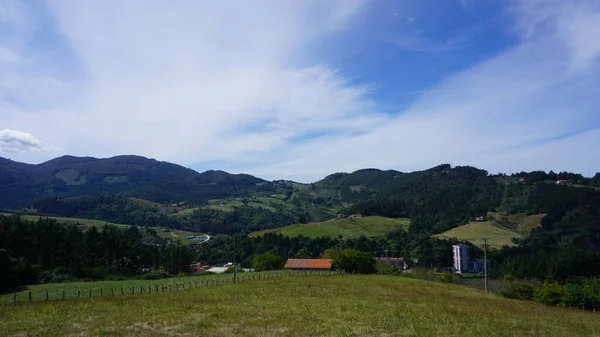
[[148, 285, 151, 293], [189, 281, 192, 289], [156, 285, 159, 293], [131, 287, 134, 295], [29, 291, 32, 303], [111, 288, 114, 297], [45, 290, 49, 301], [62, 291, 65, 300], [121, 288, 124, 296], [78, 290, 81, 299], [13, 293, 16, 304], [89, 289, 92, 299], [176, 284, 179, 291], [169, 284, 172, 292], [100, 288, 103, 297], [140, 286, 143, 293]]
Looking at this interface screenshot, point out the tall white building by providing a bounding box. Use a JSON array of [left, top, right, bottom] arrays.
[[453, 244, 470, 273]]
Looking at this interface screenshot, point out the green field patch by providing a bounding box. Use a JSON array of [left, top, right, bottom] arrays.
[[249, 216, 410, 239], [434, 221, 522, 249], [1, 275, 598, 336]]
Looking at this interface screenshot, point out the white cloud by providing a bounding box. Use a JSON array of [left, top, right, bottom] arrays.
[[0, 129, 42, 153]]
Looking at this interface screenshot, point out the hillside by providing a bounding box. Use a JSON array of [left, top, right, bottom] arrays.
[[0, 155, 275, 208], [249, 216, 410, 239], [433, 213, 544, 249], [2, 275, 599, 336]]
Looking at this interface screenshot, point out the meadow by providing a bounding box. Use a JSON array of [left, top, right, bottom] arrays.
[[1, 275, 598, 336], [433, 221, 521, 249], [249, 216, 411, 238]]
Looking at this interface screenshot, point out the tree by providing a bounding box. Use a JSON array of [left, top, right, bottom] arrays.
[[330, 248, 376, 274], [252, 252, 283, 271]]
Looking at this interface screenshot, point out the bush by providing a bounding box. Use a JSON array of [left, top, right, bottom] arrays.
[[533, 282, 563, 305], [500, 281, 535, 300], [376, 261, 402, 276], [436, 272, 455, 284], [252, 252, 283, 271], [330, 248, 376, 274]]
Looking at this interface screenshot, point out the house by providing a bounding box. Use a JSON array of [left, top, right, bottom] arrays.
[[284, 258, 332, 271], [189, 262, 212, 273], [474, 216, 487, 222], [375, 257, 407, 269], [349, 214, 362, 219], [556, 180, 568, 185]]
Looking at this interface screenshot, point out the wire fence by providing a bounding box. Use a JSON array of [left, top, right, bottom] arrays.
[[5, 270, 343, 305]]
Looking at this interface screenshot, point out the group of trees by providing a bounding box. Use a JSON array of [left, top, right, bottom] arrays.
[[501, 278, 600, 309], [0, 216, 194, 292], [33, 195, 309, 235]]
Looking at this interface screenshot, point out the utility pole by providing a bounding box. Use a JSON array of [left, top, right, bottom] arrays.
[[385, 249, 389, 260], [482, 237, 489, 294], [233, 235, 237, 284]]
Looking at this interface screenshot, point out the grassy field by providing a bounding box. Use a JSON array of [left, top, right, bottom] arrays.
[[249, 216, 410, 239], [1, 275, 599, 336], [434, 221, 522, 249]]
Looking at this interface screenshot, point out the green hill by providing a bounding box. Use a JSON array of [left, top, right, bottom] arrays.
[[249, 216, 410, 238], [2, 275, 598, 336]]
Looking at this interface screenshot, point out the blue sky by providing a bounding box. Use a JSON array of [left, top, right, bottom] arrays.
[[1, 0, 600, 182]]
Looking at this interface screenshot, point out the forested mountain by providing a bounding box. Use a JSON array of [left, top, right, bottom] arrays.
[[0, 155, 279, 209]]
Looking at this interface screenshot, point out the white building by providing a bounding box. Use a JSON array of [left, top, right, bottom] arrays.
[[453, 244, 470, 273]]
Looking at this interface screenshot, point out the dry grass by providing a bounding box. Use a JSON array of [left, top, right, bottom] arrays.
[[1, 275, 598, 337]]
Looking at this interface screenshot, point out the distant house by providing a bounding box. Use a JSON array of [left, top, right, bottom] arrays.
[[284, 259, 332, 271], [349, 214, 362, 219], [556, 180, 568, 185], [518, 177, 525, 183], [375, 257, 407, 269], [473, 216, 487, 222]]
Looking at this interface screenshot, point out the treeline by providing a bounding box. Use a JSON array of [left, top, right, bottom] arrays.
[[33, 195, 309, 234], [493, 185, 600, 280], [0, 217, 194, 292]]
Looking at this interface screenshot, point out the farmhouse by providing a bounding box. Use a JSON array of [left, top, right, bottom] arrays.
[[284, 258, 332, 271]]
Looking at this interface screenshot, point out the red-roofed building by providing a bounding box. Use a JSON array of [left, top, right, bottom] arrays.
[[284, 258, 332, 270]]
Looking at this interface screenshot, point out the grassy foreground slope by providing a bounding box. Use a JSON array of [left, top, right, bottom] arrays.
[[249, 216, 410, 238], [2, 275, 599, 337]]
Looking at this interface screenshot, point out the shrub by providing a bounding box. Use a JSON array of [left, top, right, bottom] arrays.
[[500, 281, 535, 300], [331, 249, 376, 274], [252, 252, 283, 271], [562, 283, 585, 307], [533, 282, 563, 305], [436, 272, 455, 284], [376, 261, 402, 276]]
